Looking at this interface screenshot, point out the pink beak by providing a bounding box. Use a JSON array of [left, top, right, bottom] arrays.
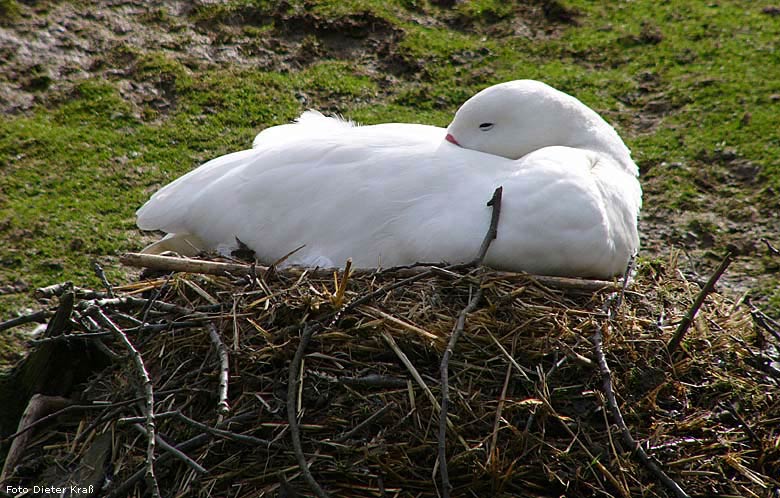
[[445, 133, 460, 146]]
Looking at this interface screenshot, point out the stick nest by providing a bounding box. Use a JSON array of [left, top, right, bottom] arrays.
[[2, 254, 778, 498]]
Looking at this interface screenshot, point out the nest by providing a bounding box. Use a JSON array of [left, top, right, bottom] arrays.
[[1, 252, 778, 498]]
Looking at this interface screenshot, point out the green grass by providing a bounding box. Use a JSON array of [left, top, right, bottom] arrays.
[[1, 0, 779, 316]]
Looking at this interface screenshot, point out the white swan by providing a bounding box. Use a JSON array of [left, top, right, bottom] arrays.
[[137, 80, 641, 278]]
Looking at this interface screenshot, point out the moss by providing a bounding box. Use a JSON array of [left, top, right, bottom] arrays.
[[0, 0, 20, 24]]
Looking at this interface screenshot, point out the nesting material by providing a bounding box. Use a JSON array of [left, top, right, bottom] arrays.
[[1, 253, 777, 498]]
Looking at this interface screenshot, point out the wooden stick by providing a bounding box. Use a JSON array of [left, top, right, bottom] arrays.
[[119, 253, 618, 293], [207, 323, 230, 420], [438, 286, 484, 498], [666, 252, 732, 355], [439, 187, 501, 498], [0, 394, 73, 481], [761, 237, 780, 256], [472, 186, 502, 266], [286, 323, 329, 498], [92, 260, 115, 298], [334, 403, 395, 443], [120, 252, 253, 277], [90, 307, 161, 498], [130, 423, 207, 475], [0, 309, 52, 333], [120, 410, 276, 447], [592, 322, 690, 498]]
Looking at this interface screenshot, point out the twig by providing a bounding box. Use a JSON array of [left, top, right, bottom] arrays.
[[90, 307, 161, 498], [92, 260, 115, 298], [537, 391, 631, 498], [0, 309, 53, 333], [0, 395, 73, 481], [45, 286, 74, 337], [105, 432, 211, 498], [666, 252, 732, 355], [29, 331, 113, 345], [131, 423, 207, 475], [749, 305, 780, 344], [76, 295, 194, 316], [592, 323, 690, 498], [287, 323, 329, 498], [438, 187, 502, 497], [761, 238, 780, 256], [207, 323, 230, 420], [381, 331, 438, 409], [334, 403, 396, 443], [122, 251, 618, 292], [140, 273, 174, 325], [470, 186, 503, 266], [119, 410, 276, 447], [438, 286, 484, 498], [121, 253, 257, 277], [34, 282, 108, 300]]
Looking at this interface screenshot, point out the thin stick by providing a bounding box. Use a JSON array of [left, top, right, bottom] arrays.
[[438, 186, 502, 497], [90, 307, 161, 498], [122, 251, 617, 292], [131, 424, 207, 475], [334, 403, 395, 443], [761, 238, 780, 256], [1, 402, 109, 444], [471, 186, 503, 266], [121, 253, 255, 277], [0, 395, 72, 481], [438, 286, 483, 498], [382, 331, 438, 409], [749, 305, 780, 344], [105, 433, 210, 498], [29, 331, 113, 345], [592, 323, 690, 498], [120, 410, 276, 447], [34, 282, 108, 300], [0, 310, 52, 333], [77, 295, 194, 316], [666, 252, 732, 355], [207, 323, 230, 420], [286, 323, 329, 498], [92, 260, 115, 298]]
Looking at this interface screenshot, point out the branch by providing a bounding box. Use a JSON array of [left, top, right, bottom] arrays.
[[761, 238, 780, 256], [0, 309, 52, 333], [592, 323, 690, 498], [92, 260, 115, 298], [286, 323, 329, 498], [438, 286, 483, 498], [90, 307, 161, 498], [0, 395, 73, 481], [121, 253, 618, 292], [207, 323, 230, 420], [666, 252, 732, 355], [334, 403, 396, 443], [130, 423, 207, 475], [472, 186, 503, 266], [120, 410, 277, 447]]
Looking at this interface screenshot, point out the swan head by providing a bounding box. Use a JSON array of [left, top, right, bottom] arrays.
[[445, 80, 636, 174]]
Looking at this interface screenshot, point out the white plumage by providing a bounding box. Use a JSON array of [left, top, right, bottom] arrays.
[[137, 80, 641, 278]]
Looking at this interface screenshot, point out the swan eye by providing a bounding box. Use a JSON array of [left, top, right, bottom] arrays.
[[478, 122, 494, 131]]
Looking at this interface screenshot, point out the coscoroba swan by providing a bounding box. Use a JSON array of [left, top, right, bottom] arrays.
[[137, 80, 641, 278]]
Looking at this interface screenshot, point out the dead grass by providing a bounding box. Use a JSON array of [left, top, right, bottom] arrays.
[[1, 252, 778, 497]]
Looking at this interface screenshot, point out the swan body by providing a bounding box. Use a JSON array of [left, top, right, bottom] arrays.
[[137, 80, 641, 278]]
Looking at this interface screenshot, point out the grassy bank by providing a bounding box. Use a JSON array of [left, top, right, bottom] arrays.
[[1, 0, 778, 318]]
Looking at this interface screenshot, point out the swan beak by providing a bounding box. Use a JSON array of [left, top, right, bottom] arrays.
[[445, 133, 460, 146]]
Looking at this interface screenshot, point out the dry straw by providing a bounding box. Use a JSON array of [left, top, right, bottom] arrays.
[[0, 249, 777, 498]]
